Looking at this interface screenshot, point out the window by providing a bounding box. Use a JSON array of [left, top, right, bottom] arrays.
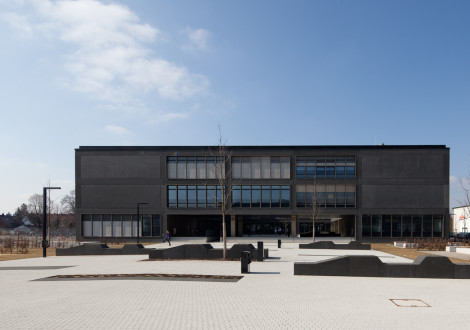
[[168, 157, 177, 178], [281, 186, 290, 207], [232, 186, 241, 207], [362, 215, 371, 237], [392, 215, 401, 237], [423, 215, 433, 237], [197, 157, 206, 179], [252, 157, 261, 179], [295, 156, 355, 179], [233, 156, 289, 179], [177, 186, 187, 208], [122, 215, 132, 237], [187, 186, 196, 207], [412, 215, 422, 237], [207, 186, 216, 207], [262, 186, 271, 207], [232, 185, 290, 208], [177, 157, 186, 179], [382, 215, 391, 237], [402, 215, 411, 237], [372, 215, 381, 237], [271, 186, 280, 207], [271, 157, 281, 179], [252, 186, 261, 207], [281, 157, 290, 178], [261, 157, 271, 178], [241, 157, 251, 179], [197, 186, 206, 207], [242, 186, 251, 207], [207, 157, 216, 179], [187, 157, 196, 179], [433, 215, 443, 238]]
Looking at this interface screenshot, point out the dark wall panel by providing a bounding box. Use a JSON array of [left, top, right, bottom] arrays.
[[81, 156, 161, 179], [362, 184, 446, 209], [81, 185, 160, 209], [362, 154, 445, 179]]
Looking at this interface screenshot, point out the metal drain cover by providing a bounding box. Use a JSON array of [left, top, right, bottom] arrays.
[[390, 299, 431, 307]]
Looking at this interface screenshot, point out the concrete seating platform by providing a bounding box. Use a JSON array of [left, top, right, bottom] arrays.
[[56, 243, 150, 256], [298, 241, 371, 250], [149, 243, 268, 260], [294, 255, 470, 278]]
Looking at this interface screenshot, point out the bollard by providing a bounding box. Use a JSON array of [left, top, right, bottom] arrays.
[[278, 239, 281, 248], [257, 241, 264, 262], [241, 251, 251, 273]]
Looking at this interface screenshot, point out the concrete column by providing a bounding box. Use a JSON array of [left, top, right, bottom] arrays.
[[291, 215, 297, 236], [231, 214, 236, 237], [238, 216, 243, 237], [355, 214, 361, 240]]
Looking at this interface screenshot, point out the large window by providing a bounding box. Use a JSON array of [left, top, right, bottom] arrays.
[[167, 156, 225, 179], [296, 156, 355, 179], [296, 184, 356, 208], [81, 214, 161, 237], [232, 156, 290, 179], [167, 185, 222, 208], [232, 185, 290, 208], [362, 214, 443, 238]]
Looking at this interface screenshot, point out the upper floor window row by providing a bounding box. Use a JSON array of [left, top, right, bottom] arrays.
[[232, 156, 290, 179], [296, 156, 355, 179], [168, 156, 225, 179]]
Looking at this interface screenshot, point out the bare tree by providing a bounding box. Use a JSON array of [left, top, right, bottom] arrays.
[[307, 180, 321, 243], [27, 194, 44, 228], [459, 174, 470, 231], [214, 126, 232, 259], [61, 190, 76, 214]]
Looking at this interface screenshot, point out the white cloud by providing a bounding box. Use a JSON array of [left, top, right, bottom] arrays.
[[105, 124, 130, 135], [182, 27, 211, 51], [1, 12, 33, 38], [450, 176, 459, 184], [4, 0, 209, 106]]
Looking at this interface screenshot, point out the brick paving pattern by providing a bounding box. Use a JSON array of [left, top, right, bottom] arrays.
[[1, 239, 469, 329]]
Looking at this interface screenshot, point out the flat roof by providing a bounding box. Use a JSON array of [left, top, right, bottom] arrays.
[[77, 145, 448, 151]]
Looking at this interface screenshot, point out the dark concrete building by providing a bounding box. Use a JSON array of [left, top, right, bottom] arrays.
[[75, 145, 450, 241]]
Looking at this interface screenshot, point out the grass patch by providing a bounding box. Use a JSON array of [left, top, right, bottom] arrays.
[[0, 248, 56, 261], [371, 243, 470, 264]]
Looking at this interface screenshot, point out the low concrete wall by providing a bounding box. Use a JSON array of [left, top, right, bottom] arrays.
[[294, 255, 470, 279], [149, 244, 268, 260], [299, 241, 371, 250], [56, 244, 150, 256]]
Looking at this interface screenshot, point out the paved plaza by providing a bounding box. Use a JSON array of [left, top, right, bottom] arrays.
[[1, 238, 470, 329]]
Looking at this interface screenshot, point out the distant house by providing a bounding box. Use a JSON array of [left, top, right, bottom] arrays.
[[452, 205, 470, 234], [11, 225, 33, 235]]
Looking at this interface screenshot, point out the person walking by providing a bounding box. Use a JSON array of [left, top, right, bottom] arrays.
[[162, 229, 171, 246]]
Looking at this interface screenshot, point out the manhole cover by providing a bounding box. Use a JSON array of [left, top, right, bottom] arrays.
[[390, 299, 431, 307]]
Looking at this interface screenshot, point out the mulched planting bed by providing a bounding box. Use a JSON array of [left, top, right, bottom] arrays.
[[34, 273, 243, 282]]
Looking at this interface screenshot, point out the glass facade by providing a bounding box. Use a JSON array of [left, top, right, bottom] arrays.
[[168, 185, 222, 208], [296, 156, 355, 179], [296, 184, 356, 208], [82, 214, 160, 237], [232, 156, 290, 179], [168, 156, 225, 179], [362, 214, 443, 238], [232, 185, 290, 208]]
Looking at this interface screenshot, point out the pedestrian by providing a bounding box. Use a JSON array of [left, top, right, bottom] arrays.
[[286, 227, 289, 237], [162, 229, 171, 246], [274, 227, 277, 235]]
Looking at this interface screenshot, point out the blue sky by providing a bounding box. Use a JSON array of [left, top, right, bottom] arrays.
[[1, 0, 469, 213]]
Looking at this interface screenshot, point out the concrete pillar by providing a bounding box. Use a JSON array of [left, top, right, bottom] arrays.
[[291, 215, 297, 236], [231, 214, 236, 237]]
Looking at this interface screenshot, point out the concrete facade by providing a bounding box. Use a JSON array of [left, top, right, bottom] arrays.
[[75, 145, 450, 241]]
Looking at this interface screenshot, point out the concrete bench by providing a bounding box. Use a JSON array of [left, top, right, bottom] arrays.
[[294, 255, 470, 279]]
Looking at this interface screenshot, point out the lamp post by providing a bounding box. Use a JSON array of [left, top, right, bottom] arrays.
[[136, 203, 149, 244], [43, 186, 61, 258]]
